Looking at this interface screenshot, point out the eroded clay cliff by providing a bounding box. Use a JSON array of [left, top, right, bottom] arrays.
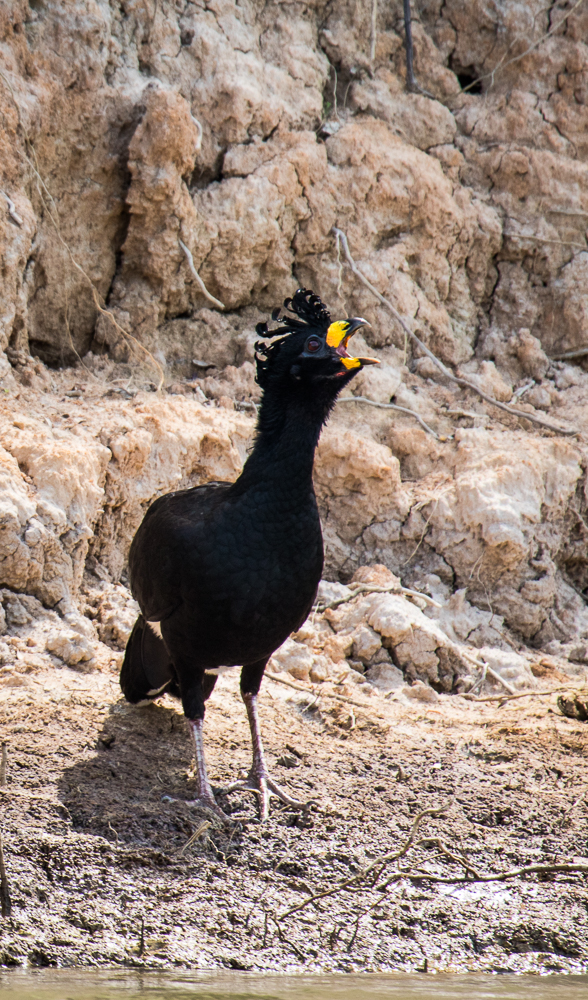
[[1, 0, 588, 675]]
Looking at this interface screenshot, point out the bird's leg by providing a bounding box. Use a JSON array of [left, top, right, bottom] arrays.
[[181, 717, 232, 822], [225, 688, 307, 822]]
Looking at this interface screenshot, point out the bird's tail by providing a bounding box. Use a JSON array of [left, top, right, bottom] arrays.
[[120, 616, 179, 704]]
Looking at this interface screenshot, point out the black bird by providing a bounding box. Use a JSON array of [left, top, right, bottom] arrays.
[[120, 289, 378, 820]]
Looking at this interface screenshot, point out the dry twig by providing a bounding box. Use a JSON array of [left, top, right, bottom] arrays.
[[176, 819, 211, 856], [402, 0, 416, 90], [1, 190, 22, 226], [463, 684, 585, 705], [179, 239, 225, 310], [550, 347, 588, 361], [317, 580, 441, 610], [277, 804, 588, 927], [339, 395, 447, 441], [459, 0, 588, 95], [265, 671, 388, 718], [332, 228, 578, 437], [0, 834, 11, 918], [403, 859, 588, 886], [459, 650, 516, 696], [279, 804, 450, 918], [0, 743, 6, 786], [370, 0, 378, 66]]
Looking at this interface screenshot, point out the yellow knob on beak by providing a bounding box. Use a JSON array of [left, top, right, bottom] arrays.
[[326, 318, 380, 367]]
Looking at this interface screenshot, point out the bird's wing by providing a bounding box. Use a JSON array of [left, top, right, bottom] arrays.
[[128, 480, 232, 622]]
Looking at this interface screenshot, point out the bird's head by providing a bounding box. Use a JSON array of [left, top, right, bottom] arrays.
[[254, 289, 379, 396]]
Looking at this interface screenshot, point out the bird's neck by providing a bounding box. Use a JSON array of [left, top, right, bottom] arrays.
[[234, 386, 333, 498]]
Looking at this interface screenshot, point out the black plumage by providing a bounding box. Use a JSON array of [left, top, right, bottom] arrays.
[[120, 289, 378, 819]]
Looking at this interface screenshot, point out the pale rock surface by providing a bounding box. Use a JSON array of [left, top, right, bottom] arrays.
[[365, 662, 405, 693], [316, 581, 353, 606], [0, 0, 587, 669], [46, 630, 95, 670], [268, 638, 315, 683], [401, 681, 440, 704], [475, 647, 538, 693]]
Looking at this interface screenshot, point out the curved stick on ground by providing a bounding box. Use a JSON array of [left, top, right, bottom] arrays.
[[464, 684, 586, 705], [179, 239, 225, 310], [279, 803, 451, 919], [332, 228, 578, 437]]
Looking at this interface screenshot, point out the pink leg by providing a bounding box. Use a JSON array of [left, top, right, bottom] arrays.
[[165, 718, 231, 822], [224, 692, 307, 821]]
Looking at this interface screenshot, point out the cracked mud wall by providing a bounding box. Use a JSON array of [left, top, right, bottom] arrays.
[[1, 0, 588, 655]]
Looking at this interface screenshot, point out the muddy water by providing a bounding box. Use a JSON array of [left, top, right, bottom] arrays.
[[1, 971, 588, 1000]]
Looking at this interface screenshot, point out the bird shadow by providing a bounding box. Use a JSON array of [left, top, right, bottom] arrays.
[[57, 698, 245, 855]]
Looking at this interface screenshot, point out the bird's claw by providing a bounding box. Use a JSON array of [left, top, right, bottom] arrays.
[[161, 792, 233, 825], [223, 768, 308, 822]]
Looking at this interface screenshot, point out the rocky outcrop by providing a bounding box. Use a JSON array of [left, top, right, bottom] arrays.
[[0, 1, 587, 662]]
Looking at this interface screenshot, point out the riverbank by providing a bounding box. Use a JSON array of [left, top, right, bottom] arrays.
[[1, 662, 587, 973]]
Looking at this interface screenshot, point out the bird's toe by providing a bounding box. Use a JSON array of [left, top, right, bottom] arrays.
[[222, 768, 308, 821], [161, 792, 233, 825]]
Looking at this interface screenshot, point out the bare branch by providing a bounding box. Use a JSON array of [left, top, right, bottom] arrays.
[[551, 347, 588, 361], [370, 0, 378, 65], [280, 804, 451, 918], [265, 672, 389, 718], [405, 861, 588, 886], [459, 0, 588, 96], [339, 395, 447, 441], [464, 684, 586, 705], [403, 0, 416, 90], [179, 239, 225, 311], [0, 834, 11, 918], [1, 190, 23, 226], [317, 581, 442, 610], [332, 228, 578, 437]]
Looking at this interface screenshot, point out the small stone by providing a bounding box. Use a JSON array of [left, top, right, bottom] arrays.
[[569, 645, 588, 665], [365, 662, 404, 692], [352, 625, 381, 663], [401, 681, 439, 703], [46, 630, 95, 668], [525, 385, 552, 411], [309, 656, 330, 683], [351, 564, 400, 589], [3, 596, 31, 627], [323, 633, 354, 662], [277, 754, 299, 768], [348, 659, 365, 674], [316, 580, 353, 606], [369, 647, 391, 665], [269, 638, 314, 682]]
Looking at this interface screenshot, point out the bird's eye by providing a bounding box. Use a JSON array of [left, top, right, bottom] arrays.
[[306, 337, 321, 353]]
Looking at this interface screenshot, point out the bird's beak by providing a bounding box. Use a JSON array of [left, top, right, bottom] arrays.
[[326, 318, 380, 370]]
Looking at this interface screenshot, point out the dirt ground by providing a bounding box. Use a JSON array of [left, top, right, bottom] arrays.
[[1, 661, 588, 974]]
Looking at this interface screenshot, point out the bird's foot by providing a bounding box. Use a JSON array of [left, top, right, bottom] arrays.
[[161, 792, 233, 825], [224, 766, 308, 822]]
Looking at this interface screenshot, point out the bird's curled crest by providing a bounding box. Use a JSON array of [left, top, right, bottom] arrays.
[[254, 289, 332, 388]]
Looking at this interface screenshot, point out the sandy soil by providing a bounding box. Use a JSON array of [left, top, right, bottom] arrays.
[[1, 663, 587, 974]]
